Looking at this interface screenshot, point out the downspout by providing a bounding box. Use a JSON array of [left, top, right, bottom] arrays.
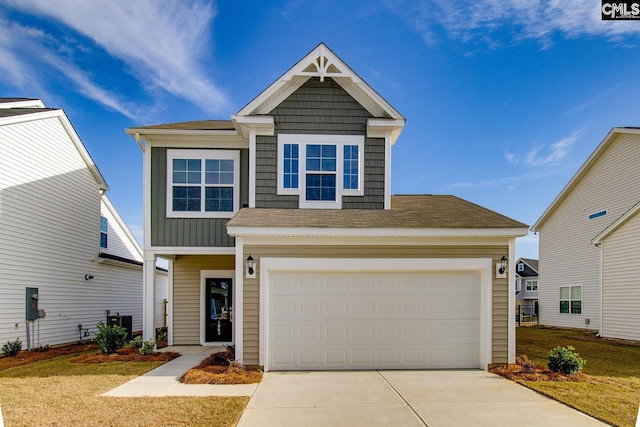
[[598, 242, 603, 337], [134, 132, 145, 152], [507, 238, 516, 364]]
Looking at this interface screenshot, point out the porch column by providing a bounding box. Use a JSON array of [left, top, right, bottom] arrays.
[[143, 251, 157, 341]]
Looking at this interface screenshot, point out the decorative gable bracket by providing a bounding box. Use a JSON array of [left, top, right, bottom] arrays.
[[236, 43, 405, 122]]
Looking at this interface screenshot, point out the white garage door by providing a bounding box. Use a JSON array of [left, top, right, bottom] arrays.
[[268, 270, 481, 370]]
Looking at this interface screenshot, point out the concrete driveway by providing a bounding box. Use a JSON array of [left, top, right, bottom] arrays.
[[237, 370, 607, 427]]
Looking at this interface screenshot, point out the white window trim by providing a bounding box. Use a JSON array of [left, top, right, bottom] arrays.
[[525, 279, 538, 291], [277, 134, 365, 209], [100, 216, 108, 249], [167, 149, 240, 218], [559, 285, 582, 314], [517, 263, 524, 272]]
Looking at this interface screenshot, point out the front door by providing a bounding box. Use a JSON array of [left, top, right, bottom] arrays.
[[205, 278, 232, 342]]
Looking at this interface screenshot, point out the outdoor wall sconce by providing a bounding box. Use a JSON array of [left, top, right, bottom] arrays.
[[498, 255, 508, 275], [246, 255, 256, 279]]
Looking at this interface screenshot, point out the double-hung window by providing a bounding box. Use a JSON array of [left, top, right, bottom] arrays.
[[277, 134, 364, 209], [167, 149, 239, 218], [559, 285, 582, 314], [100, 216, 108, 248], [525, 279, 538, 291]]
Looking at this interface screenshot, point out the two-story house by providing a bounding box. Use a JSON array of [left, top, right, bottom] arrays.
[[515, 258, 538, 323], [128, 43, 528, 370], [0, 98, 167, 347], [532, 127, 640, 341]]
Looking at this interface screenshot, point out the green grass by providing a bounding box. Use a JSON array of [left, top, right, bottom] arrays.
[[516, 327, 640, 427], [0, 351, 248, 426]]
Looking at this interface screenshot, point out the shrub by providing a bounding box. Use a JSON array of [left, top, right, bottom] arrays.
[[156, 327, 168, 343], [515, 354, 537, 373], [127, 335, 143, 349], [211, 345, 235, 366], [548, 345, 585, 374], [139, 340, 156, 355], [2, 338, 22, 357], [95, 321, 128, 354]]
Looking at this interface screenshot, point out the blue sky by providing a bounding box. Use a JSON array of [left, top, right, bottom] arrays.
[[1, 0, 640, 259]]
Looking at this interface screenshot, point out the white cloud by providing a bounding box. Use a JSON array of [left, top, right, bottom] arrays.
[[507, 129, 582, 168], [451, 129, 581, 190], [1, 0, 227, 116], [385, 0, 640, 47]]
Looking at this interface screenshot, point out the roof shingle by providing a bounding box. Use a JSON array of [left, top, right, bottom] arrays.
[[227, 195, 527, 229]]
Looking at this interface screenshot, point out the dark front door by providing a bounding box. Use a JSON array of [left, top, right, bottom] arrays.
[[205, 278, 232, 342]]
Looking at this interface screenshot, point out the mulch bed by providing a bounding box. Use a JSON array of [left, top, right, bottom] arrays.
[[180, 350, 262, 385], [0, 342, 98, 371], [72, 347, 181, 363], [490, 362, 594, 383]]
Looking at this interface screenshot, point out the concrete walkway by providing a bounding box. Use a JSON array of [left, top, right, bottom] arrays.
[[104, 350, 608, 426], [102, 346, 258, 397], [237, 370, 608, 427]]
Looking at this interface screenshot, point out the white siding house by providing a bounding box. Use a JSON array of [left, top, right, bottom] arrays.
[[532, 128, 640, 337], [0, 98, 165, 348]]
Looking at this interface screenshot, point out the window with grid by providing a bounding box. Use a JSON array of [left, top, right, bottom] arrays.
[[100, 216, 108, 248], [277, 135, 364, 208], [167, 150, 238, 218], [559, 285, 581, 314], [305, 144, 337, 201], [343, 145, 359, 190], [283, 144, 299, 189], [525, 279, 538, 291]]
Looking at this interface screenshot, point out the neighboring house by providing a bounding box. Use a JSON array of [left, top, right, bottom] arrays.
[[532, 127, 640, 340], [515, 258, 538, 308], [0, 98, 167, 348], [128, 43, 528, 371]]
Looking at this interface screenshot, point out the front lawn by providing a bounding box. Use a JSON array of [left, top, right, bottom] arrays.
[[514, 327, 640, 427], [0, 349, 248, 427]]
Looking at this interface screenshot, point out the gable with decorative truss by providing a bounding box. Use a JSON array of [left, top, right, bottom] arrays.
[[235, 43, 405, 122]]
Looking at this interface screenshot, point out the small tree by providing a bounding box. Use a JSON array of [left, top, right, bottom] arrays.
[[95, 321, 128, 354], [548, 345, 585, 374]]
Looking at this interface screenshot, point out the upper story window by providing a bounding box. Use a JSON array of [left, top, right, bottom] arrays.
[[525, 279, 538, 291], [517, 262, 525, 272], [559, 285, 581, 314], [100, 216, 108, 248], [167, 149, 239, 218], [277, 134, 364, 209]]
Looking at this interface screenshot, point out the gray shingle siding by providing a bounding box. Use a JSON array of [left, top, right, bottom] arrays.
[[256, 77, 386, 209], [150, 147, 248, 247]]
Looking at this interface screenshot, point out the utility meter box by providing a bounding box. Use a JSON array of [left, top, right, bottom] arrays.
[[25, 287, 39, 320]]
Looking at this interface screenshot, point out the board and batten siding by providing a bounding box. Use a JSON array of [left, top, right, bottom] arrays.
[[538, 132, 640, 330], [600, 211, 640, 341], [0, 115, 151, 346], [150, 147, 249, 247], [255, 77, 386, 210], [171, 255, 234, 345], [240, 244, 509, 367]]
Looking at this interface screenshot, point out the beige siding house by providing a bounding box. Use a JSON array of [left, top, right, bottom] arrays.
[[128, 44, 528, 370], [532, 128, 640, 339], [0, 98, 166, 347]]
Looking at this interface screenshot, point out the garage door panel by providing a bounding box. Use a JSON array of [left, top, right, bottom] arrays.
[[268, 271, 482, 370], [271, 319, 480, 346], [270, 345, 480, 370], [272, 296, 477, 321]]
